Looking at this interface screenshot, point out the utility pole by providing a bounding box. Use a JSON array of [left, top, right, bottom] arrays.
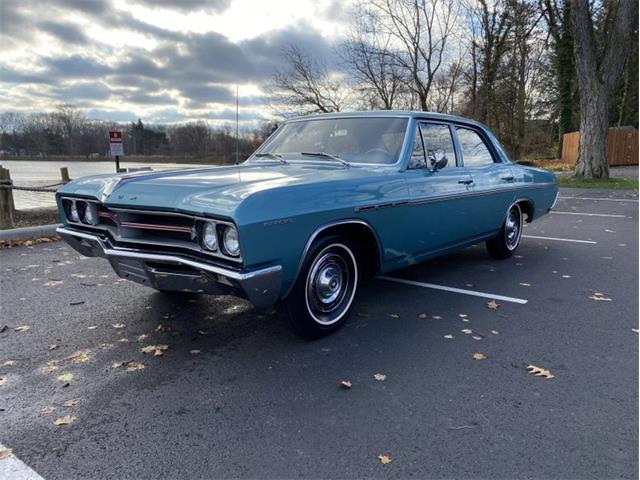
[[235, 84, 239, 165]]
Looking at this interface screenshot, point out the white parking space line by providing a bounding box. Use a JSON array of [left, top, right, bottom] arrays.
[[559, 196, 638, 203], [0, 444, 45, 480], [551, 211, 627, 218], [522, 235, 597, 245], [378, 276, 528, 305]]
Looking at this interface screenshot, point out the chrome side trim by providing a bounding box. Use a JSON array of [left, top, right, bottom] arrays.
[[56, 227, 277, 282], [354, 183, 554, 212], [550, 190, 560, 210], [283, 219, 382, 299]]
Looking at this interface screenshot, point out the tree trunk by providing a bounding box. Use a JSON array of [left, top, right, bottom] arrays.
[[575, 93, 610, 178]]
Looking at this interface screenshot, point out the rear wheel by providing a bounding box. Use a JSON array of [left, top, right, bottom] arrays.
[[283, 235, 359, 339], [486, 203, 523, 259]]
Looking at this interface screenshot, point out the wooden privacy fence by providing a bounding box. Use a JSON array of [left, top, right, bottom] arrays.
[[561, 127, 639, 166]]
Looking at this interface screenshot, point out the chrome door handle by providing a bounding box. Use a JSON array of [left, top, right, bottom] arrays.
[[458, 179, 473, 185]]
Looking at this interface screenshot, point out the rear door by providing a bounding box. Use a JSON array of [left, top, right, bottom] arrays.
[[453, 126, 516, 237]]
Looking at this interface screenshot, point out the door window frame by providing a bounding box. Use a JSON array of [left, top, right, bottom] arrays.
[[408, 120, 460, 170]]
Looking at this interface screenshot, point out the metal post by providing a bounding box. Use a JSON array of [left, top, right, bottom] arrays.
[[60, 167, 70, 183], [0, 167, 14, 230], [116, 155, 121, 172]]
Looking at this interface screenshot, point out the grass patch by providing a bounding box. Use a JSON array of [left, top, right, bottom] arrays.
[[557, 176, 638, 189], [11, 207, 60, 229]]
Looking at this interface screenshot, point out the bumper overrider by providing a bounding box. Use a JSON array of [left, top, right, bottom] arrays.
[[56, 227, 282, 309]]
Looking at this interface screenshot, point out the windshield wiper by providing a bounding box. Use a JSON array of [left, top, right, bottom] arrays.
[[300, 151, 350, 167], [254, 152, 287, 164]]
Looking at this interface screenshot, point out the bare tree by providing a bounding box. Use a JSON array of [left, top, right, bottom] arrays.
[[465, 0, 513, 125], [340, 4, 407, 109], [571, 0, 637, 178], [271, 45, 346, 115], [363, 0, 461, 111]]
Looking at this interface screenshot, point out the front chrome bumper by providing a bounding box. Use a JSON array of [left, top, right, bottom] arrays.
[[57, 227, 282, 308]]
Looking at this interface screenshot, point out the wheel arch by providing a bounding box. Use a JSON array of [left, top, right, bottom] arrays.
[[284, 219, 382, 299], [513, 197, 535, 222]]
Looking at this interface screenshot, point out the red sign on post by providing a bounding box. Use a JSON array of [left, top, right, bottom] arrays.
[[109, 131, 124, 157]]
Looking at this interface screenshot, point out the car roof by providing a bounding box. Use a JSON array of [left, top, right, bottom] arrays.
[[287, 110, 488, 129]]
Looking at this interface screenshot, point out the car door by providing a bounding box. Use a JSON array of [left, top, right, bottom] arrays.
[[453, 125, 516, 237], [402, 121, 478, 258]]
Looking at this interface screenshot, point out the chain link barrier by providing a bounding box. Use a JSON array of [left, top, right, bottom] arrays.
[[0, 179, 66, 193]]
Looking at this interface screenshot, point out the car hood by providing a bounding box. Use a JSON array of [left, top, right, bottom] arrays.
[[57, 161, 390, 219]]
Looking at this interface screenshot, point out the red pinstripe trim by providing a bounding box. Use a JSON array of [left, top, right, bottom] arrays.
[[121, 222, 193, 233]]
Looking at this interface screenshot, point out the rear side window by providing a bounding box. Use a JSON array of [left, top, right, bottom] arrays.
[[456, 127, 495, 167]]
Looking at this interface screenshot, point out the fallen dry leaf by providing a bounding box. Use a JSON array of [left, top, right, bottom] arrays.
[[464, 282, 474, 288], [67, 349, 90, 364], [526, 364, 554, 379], [473, 352, 486, 360], [41, 362, 59, 373], [490, 330, 499, 335], [53, 415, 76, 426], [340, 379, 352, 389], [140, 344, 169, 356], [190, 349, 201, 355], [459, 314, 468, 319], [373, 373, 386, 381], [432, 315, 442, 320], [125, 362, 145, 372], [112, 323, 125, 329], [41, 406, 56, 415], [378, 454, 391, 465], [3, 360, 15, 366], [633, 329, 639, 334], [44, 280, 63, 287], [57, 372, 74, 382], [461, 329, 472, 335], [63, 399, 79, 407], [0, 448, 13, 460], [0, 377, 6, 386], [487, 300, 500, 310], [136, 334, 149, 342], [472, 335, 482, 341], [14, 325, 30, 332], [48, 344, 59, 351], [388, 314, 400, 319], [418, 313, 428, 319], [0, 325, 7, 333], [443, 334, 454, 339], [87, 325, 98, 330], [519, 282, 531, 287]]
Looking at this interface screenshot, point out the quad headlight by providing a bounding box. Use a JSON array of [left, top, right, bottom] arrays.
[[222, 225, 240, 257], [202, 222, 218, 251], [83, 202, 98, 225], [69, 201, 80, 222]]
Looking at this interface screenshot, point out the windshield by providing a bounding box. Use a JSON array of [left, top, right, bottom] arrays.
[[255, 117, 409, 165]]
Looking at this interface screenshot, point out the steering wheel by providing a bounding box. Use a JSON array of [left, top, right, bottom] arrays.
[[365, 148, 391, 160]]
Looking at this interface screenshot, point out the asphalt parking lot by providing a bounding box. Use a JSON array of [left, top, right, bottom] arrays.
[[1, 187, 638, 479]]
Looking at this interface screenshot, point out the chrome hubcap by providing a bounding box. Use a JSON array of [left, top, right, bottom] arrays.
[[505, 207, 521, 249], [305, 244, 357, 326]]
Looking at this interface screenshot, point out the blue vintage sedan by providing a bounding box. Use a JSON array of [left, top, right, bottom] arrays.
[[56, 111, 558, 338]]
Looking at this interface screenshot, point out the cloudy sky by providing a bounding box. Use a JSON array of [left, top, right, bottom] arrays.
[[0, 0, 349, 126]]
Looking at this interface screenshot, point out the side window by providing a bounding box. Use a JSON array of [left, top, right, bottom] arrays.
[[456, 127, 495, 167], [408, 126, 426, 169], [419, 123, 456, 169]]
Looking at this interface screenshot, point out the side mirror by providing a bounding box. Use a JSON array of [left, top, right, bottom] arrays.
[[429, 149, 448, 172]]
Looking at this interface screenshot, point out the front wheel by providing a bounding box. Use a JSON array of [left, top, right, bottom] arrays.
[[486, 203, 523, 259], [283, 236, 359, 339]]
